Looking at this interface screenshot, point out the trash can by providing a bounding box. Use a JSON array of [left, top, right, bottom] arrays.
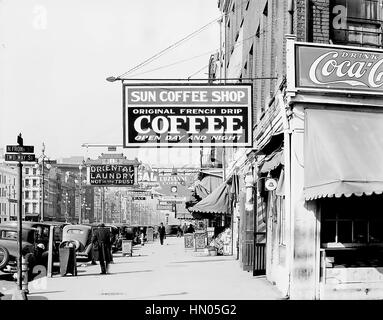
[[59, 242, 77, 276]]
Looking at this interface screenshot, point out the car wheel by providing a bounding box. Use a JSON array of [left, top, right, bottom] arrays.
[[0, 246, 10, 270]]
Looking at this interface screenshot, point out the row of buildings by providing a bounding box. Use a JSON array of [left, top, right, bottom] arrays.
[[195, 0, 383, 299], [0, 151, 195, 226]]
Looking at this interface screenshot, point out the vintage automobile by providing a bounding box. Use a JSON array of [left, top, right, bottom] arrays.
[[88, 223, 119, 252], [165, 224, 179, 237], [1, 221, 69, 262], [113, 224, 136, 251], [61, 224, 93, 261], [0, 224, 45, 278]]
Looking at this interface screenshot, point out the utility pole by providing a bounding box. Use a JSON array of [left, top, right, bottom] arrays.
[[40, 143, 45, 222]]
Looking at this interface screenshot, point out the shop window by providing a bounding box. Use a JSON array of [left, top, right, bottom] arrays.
[[321, 195, 383, 247], [330, 0, 383, 47]]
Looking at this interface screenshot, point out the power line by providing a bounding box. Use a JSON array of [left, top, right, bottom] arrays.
[[187, 64, 209, 79], [128, 50, 219, 78], [117, 16, 221, 79]]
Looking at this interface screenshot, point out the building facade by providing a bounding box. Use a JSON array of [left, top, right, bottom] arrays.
[[0, 163, 18, 223], [218, 0, 383, 299]]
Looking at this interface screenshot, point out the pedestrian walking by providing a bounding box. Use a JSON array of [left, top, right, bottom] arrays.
[[158, 222, 166, 245], [182, 223, 188, 235], [187, 224, 195, 233], [92, 223, 112, 274], [177, 225, 182, 237], [140, 228, 145, 246]]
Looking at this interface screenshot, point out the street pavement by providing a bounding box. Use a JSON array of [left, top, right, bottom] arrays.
[[1, 236, 283, 300]]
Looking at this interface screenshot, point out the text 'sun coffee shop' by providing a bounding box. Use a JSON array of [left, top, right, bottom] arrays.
[[261, 37, 383, 300]]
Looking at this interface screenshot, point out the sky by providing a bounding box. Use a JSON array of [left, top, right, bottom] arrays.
[[0, 0, 220, 167]]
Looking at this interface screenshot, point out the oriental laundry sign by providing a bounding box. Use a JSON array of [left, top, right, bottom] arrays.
[[88, 164, 137, 186], [295, 42, 383, 93], [123, 84, 253, 147]]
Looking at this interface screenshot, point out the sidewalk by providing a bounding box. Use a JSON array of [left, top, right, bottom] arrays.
[[2, 237, 283, 300]]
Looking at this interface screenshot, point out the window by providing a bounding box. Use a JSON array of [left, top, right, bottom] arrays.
[[33, 179, 37, 187], [25, 191, 30, 199], [330, 0, 383, 47], [321, 195, 383, 247], [32, 203, 37, 213], [25, 179, 30, 187], [33, 191, 37, 199], [0, 230, 17, 240], [33, 168, 37, 175], [25, 167, 29, 175], [25, 203, 30, 213]]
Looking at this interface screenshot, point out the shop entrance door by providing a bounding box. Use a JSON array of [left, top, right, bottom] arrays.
[[253, 232, 266, 275], [240, 192, 254, 271]]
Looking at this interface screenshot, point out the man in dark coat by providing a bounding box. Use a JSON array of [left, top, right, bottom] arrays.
[[158, 222, 166, 245], [92, 223, 112, 274]]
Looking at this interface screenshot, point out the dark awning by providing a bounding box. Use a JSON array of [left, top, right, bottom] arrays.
[[304, 108, 383, 200], [189, 182, 229, 216], [259, 149, 284, 173]]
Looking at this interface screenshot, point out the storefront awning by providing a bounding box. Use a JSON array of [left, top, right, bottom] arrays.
[[259, 149, 284, 173], [304, 108, 383, 200], [189, 182, 229, 216]]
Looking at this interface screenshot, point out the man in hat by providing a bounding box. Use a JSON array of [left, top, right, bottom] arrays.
[[92, 223, 112, 274], [158, 222, 166, 245]]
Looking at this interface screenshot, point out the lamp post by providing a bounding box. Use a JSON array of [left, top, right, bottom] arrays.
[[35, 143, 50, 222], [78, 162, 83, 224]]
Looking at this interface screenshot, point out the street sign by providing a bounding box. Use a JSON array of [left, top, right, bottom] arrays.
[[159, 196, 186, 203], [5, 153, 36, 162], [133, 196, 146, 201], [6, 145, 34, 153], [157, 204, 173, 211]]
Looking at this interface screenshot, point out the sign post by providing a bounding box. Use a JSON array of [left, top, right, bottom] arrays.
[[5, 134, 35, 300]]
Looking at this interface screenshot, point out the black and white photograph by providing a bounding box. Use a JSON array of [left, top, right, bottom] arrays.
[[1, 0, 383, 312]]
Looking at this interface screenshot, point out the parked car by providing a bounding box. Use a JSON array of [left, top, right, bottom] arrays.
[[61, 224, 93, 261], [165, 225, 179, 237], [1, 221, 69, 262], [89, 223, 119, 252], [0, 224, 45, 279]]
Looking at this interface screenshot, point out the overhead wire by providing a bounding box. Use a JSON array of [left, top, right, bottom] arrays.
[[127, 17, 278, 79], [116, 0, 261, 79], [120, 1, 283, 80], [117, 16, 221, 78]]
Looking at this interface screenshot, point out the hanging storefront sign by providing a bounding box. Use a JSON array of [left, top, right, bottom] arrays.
[[265, 178, 278, 191], [87, 164, 137, 186], [123, 84, 253, 148], [294, 42, 383, 94]]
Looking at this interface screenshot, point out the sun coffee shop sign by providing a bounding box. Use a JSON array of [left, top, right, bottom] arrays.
[[293, 42, 383, 94], [123, 84, 253, 148]]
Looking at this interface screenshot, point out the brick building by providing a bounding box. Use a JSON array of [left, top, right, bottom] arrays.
[[218, 0, 383, 299]]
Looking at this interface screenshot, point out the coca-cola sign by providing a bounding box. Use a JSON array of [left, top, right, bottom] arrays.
[[296, 43, 383, 93]]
